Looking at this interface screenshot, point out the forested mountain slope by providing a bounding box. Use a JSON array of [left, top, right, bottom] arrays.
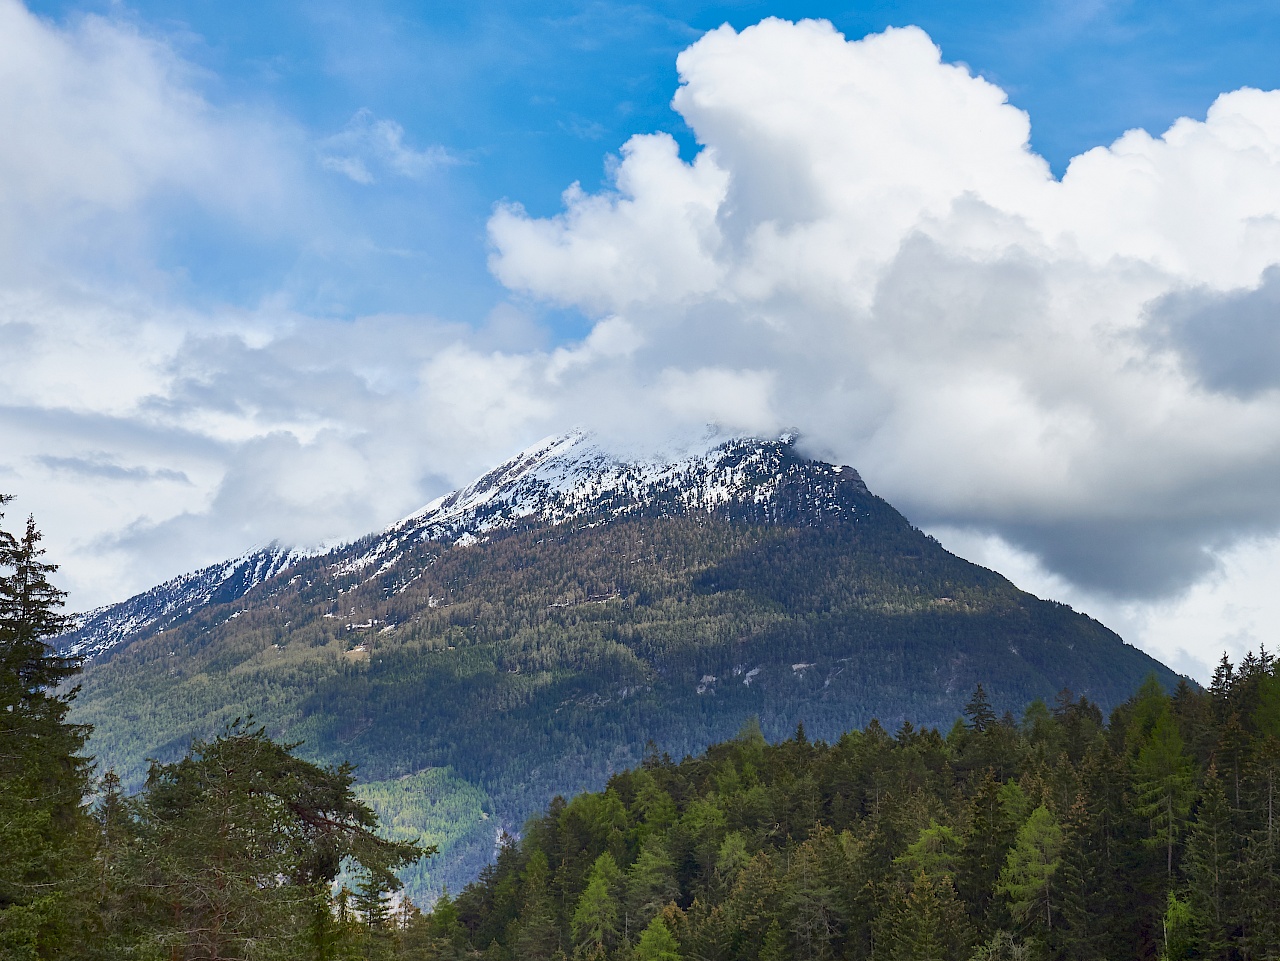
[[426, 655, 1280, 961], [62, 433, 1180, 898]]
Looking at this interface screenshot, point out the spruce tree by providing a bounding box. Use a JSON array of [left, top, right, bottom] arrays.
[[0, 501, 93, 958], [1182, 764, 1236, 955]]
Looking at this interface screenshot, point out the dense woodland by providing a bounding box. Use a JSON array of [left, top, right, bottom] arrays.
[[422, 660, 1280, 961], [66, 479, 1176, 895], [6, 495, 1280, 958], [0, 499, 426, 959]]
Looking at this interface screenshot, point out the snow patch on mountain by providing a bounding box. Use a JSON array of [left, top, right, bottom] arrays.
[[59, 546, 307, 660], [391, 428, 864, 541], [57, 430, 868, 661]]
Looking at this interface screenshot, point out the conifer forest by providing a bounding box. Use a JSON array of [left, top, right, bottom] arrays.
[[4, 499, 1280, 959]]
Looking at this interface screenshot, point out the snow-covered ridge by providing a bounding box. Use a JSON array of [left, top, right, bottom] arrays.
[[399, 428, 866, 539], [58, 430, 869, 661], [59, 546, 306, 660]]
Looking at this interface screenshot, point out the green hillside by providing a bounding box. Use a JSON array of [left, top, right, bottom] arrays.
[[419, 653, 1280, 961], [71, 486, 1179, 899]]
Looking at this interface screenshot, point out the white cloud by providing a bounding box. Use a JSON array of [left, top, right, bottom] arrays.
[[489, 133, 729, 313], [7, 9, 1280, 682], [319, 108, 456, 185], [0, 0, 301, 282], [483, 18, 1280, 674]]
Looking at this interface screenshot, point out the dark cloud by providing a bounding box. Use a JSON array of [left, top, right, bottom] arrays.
[[38, 454, 190, 484], [1150, 265, 1280, 398]]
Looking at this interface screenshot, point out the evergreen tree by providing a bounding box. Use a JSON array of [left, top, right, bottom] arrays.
[[876, 871, 971, 961], [1182, 764, 1235, 955], [896, 821, 962, 881], [139, 721, 424, 960], [625, 836, 680, 937], [785, 838, 839, 961], [0, 501, 93, 959], [1133, 710, 1195, 876], [1239, 735, 1280, 959], [996, 806, 1062, 936], [634, 916, 682, 961], [956, 774, 1016, 927], [964, 686, 997, 734], [513, 853, 562, 961], [571, 853, 621, 958]]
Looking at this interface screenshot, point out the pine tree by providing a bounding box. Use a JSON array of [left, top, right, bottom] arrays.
[[634, 916, 682, 961], [1133, 710, 1195, 875], [1239, 735, 1280, 959], [413, 887, 472, 961], [1055, 794, 1100, 960], [139, 721, 425, 960], [514, 853, 562, 961], [0, 502, 93, 958], [955, 774, 1018, 928], [785, 838, 839, 961], [896, 821, 962, 881], [1182, 764, 1236, 955], [625, 836, 680, 937], [965, 686, 997, 734], [876, 871, 972, 961], [571, 853, 621, 958]]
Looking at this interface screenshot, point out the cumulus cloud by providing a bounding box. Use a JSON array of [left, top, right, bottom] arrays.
[[8, 10, 1280, 680], [486, 19, 1280, 619]]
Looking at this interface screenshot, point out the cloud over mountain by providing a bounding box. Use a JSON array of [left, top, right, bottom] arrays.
[[488, 20, 1280, 635], [5, 10, 1280, 678]]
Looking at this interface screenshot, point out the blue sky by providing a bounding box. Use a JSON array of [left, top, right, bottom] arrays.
[[8, 0, 1280, 678], [24, 0, 1280, 331]]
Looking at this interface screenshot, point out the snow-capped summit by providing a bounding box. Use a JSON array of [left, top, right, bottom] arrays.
[[391, 428, 866, 542], [57, 430, 870, 661]]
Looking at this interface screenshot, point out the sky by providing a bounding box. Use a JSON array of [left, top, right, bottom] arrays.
[[4, 0, 1280, 680]]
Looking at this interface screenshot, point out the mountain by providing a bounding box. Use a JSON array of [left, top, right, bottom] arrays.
[[60, 429, 864, 662], [62, 546, 301, 661], [60, 431, 1181, 900]]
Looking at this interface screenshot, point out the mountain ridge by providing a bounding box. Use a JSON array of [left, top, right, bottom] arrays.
[[59, 430, 870, 661], [59, 429, 1182, 900]]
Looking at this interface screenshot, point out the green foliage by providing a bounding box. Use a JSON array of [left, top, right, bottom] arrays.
[[355, 769, 492, 899], [997, 806, 1062, 933], [0, 500, 92, 958], [572, 853, 623, 956], [1132, 696, 1195, 875], [419, 655, 1280, 961], [634, 916, 682, 961], [0, 498, 434, 958], [68, 506, 1180, 897]]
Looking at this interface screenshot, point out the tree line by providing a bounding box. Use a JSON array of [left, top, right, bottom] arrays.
[[418, 663, 1280, 959], [0, 497, 428, 959]]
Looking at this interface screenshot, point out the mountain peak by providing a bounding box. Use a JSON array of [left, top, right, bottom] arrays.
[[384, 428, 868, 547], [58, 430, 866, 661]]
